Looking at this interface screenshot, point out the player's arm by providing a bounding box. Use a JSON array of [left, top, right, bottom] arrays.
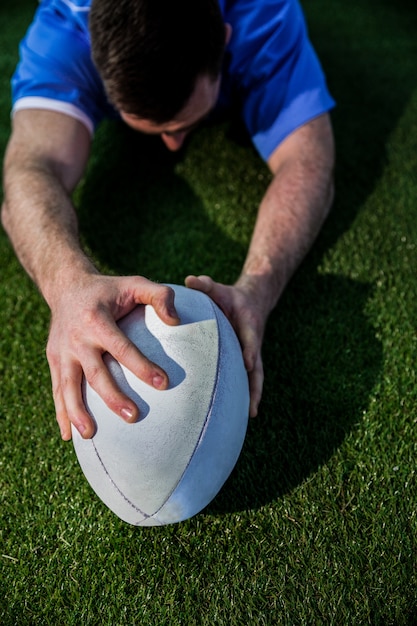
[[186, 113, 335, 416], [2, 110, 92, 289], [2, 109, 179, 440], [241, 113, 335, 312]]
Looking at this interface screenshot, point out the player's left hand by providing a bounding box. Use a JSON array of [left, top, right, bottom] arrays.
[[185, 274, 266, 418]]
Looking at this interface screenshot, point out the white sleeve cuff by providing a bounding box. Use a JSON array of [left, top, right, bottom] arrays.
[[12, 97, 94, 136]]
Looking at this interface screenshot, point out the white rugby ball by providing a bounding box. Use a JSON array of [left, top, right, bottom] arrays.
[[72, 284, 249, 526]]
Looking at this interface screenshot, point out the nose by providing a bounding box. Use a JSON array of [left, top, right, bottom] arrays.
[[161, 131, 187, 151]]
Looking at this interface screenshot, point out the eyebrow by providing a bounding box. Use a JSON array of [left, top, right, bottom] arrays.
[[139, 111, 212, 137], [165, 113, 212, 136]]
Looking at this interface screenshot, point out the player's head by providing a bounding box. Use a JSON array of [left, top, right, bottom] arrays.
[[90, 0, 226, 126]]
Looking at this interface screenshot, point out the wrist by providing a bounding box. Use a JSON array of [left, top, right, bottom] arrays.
[[235, 264, 284, 318], [41, 251, 99, 310]]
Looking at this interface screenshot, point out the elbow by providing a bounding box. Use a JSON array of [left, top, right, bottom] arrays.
[[321, 137, 336, 220], [1, 199, 9, 233], [1, 196, 13, 238], [324, 174, 335, 218]]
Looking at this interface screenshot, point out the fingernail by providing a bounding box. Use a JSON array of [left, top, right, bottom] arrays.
[[121, 407, 134, 421], [153, 374, 165, 389], [76, 423, 86, 436]]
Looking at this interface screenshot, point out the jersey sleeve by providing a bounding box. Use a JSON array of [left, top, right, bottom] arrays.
[[11, 1, 116, 134], [221, 0, 335, 161]]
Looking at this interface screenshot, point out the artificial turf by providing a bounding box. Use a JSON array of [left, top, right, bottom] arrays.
[[1, 0, 417, 623]]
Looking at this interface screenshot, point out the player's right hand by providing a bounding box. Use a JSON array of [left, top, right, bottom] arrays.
[[45, 273, 180, 441]]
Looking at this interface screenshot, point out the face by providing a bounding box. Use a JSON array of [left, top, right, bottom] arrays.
[[120, 74, 221, 152]]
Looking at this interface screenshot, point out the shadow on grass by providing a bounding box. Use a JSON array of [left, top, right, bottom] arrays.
[[77, 123, 245, 284], [211, 0, 417, 513], [75, 0, 416, 514], [209, 275, 382, 513], [304, 0, 417, 259]]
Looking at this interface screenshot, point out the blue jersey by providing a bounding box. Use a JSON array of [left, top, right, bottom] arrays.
[[12, 0, 335, 161]]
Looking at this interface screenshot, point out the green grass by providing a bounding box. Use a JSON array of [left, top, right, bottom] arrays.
[[1, 0, 417, 623]]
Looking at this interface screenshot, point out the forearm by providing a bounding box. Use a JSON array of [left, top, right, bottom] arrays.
[[237, 114, 335, 315], [1, 111, 94, 307], [238, 153, 334, 310], [2, 163, 95, 306]]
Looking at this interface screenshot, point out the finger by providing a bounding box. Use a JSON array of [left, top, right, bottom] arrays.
[[59, 361, 97, 439], [50, 372, 72, 441], [150, 284, 181, 325], [241, 332, 258, 373], [48, 347, 75, 440], [130, 281, 180, 325], [237, 316, 260, 372], [101, 322, 170, 390], [185, 275, 231, 315], [248, 355, 264, 418], [82, 353, 140, 423], [185, 274, 214, 294]]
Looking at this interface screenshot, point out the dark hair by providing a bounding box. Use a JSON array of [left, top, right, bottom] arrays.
[[90, 0, 225, 123]]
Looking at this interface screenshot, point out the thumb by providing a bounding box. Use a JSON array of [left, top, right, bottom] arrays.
[[185, 275, 233, 322], [129, 279, 180, 326], [185, 274, 214, 294]]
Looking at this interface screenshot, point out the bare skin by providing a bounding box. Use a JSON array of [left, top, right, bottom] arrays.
[[1, 74, 334, 440]]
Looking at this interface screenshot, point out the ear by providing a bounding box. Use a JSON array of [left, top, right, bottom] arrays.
[[224, 23, 232, 45]]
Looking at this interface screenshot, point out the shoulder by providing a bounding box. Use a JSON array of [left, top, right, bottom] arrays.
[[218, 0, 335, 161], [221, 0, 306, 61], [38, 0, 92, 33], [11, 0, 114, 135]]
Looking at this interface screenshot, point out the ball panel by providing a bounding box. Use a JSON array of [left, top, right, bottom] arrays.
[[71, 432, 150, 524], [75, 316, 219, 522], [149, 301, 249, 525]]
